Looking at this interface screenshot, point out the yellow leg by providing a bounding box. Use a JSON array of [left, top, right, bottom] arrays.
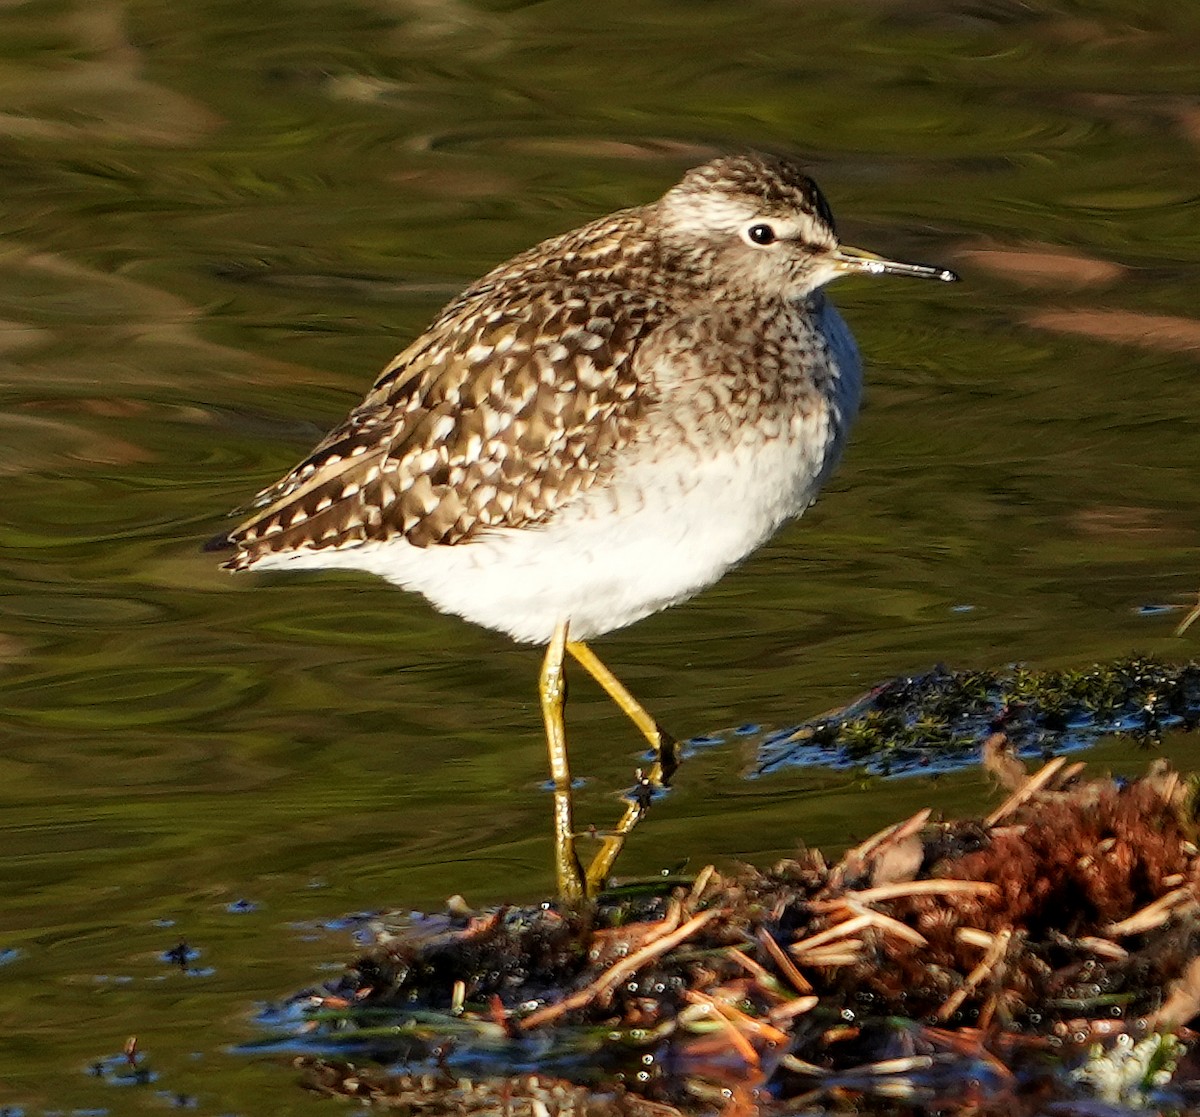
[[566, 641, 677, 763], [584, 761, 670, 894], [566, 640, 679, 894], [540, 621, 585, 902]]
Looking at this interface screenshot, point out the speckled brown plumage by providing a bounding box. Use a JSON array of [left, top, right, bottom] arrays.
[[216, 155, 843, 566], [223, 252, 659, 556]]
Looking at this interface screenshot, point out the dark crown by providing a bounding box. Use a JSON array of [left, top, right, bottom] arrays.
[[672, 153, 837, 233]]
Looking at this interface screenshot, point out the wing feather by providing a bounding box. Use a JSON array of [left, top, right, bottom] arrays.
[[220, 272, 662, 568]]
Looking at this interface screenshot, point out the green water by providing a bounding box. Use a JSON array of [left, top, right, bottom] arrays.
[[3, 0, 1200, 1111]]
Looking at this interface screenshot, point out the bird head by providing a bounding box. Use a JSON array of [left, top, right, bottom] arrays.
[[654, 153, 957, 300]]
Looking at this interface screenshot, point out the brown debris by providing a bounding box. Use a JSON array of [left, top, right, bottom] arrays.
[[758, 927, 813, 995], [519, 909, 722, 1030], [985, 754, 1073, 824], [299, 1062, 686, 1116], [292, 755, 1200, 1115], [982, 730, 1028, 793]]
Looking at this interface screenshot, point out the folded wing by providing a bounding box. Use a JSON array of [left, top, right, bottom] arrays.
[[218, 279, 663, 568]]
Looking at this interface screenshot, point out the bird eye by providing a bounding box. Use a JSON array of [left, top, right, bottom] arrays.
[[745, 223, 777, 246]]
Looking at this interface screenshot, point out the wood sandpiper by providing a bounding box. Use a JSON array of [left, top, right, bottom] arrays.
[[207, 153, 958, 901]]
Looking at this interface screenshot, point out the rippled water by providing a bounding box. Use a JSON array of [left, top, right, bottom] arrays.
[[4, 0, 1200, 1111]]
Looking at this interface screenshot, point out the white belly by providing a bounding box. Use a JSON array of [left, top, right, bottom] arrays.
[[250, 408, 845, 644]]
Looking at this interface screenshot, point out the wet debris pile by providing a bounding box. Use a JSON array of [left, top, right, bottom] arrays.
[[276, 749, 1200, 1115], [757, 655, 1200, 777]]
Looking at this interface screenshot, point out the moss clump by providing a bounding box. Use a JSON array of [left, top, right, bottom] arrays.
[[757, 655, 1200, 777]]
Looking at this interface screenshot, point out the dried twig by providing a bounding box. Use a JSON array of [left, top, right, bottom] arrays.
[[587, 902, 682, 964], [846, 879, 997, 905], [936, 929, 1012, 1021], [519, 909, 722, 1030], [725, 947, 785, 998], [844, 900, 929, 947], [1176, 591, 1200, 636], [844, 808, 933, 865], [686, 989, 789, 1044], [985, 757, 1069, 825], [1074, 935, 1128, 960], [791, 913, 874, 956], [1059, 760, 1086, 786], [688, 865, 716, 906], [767, 995, 820, 1025], [683, 991, 761, 1067], [1104, 886, 1197, 937], [840, 1055, 935, 1078], [758, 928, 813, 994], [955, 927, 995, 950], [799, 946, 862, 968]]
